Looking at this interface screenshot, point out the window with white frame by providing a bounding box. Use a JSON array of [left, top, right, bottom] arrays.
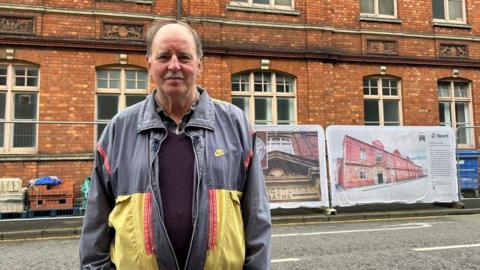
[[0, 64, 39, 153], [360, 0, 396, 18], [96, 68, 148, 140], [363, 77, 402, 126], [267, 136, 294, 154], [231, 71, 296, 125], [230, 0, 294, 10], [360, 169, 367, 180], [360, 149, 366, 160], [433, 0, 466, 23], [438, 79, 473, 146]]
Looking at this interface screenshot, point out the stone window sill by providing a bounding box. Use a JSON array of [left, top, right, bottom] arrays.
[[359, 16, 402, 24], [432, 21, 472, 29], [226, 4, 300, 16]]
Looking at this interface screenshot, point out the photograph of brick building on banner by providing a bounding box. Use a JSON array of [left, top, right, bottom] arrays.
[[327, 126, 458, 207], [336, 135, 427, 190], [255, 125, 328, 208]]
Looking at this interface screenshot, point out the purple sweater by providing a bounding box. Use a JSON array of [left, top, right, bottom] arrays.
[[157, 129, 194, 269]]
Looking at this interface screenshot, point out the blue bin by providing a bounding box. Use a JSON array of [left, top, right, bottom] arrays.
[[457, 150, 480, 195]]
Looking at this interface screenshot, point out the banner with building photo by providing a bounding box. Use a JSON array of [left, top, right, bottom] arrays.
[[326, 126, 459, 207], [254, 125, 329, 209]]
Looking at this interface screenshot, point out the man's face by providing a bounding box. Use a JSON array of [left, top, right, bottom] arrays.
[[147, 24, 201, 99]]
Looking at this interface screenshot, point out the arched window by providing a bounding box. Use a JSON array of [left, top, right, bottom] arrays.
[[95, 67, 148, 140], [0, 64, 39, 153], [231, 71, 296, 125], [363, 76, 402, 126], [437, 79, 473, 146]]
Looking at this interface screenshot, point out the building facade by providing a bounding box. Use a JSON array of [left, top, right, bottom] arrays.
[[0, 0, 479, 188]]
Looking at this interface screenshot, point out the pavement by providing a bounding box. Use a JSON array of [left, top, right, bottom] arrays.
[[1, 199, 480, 241]]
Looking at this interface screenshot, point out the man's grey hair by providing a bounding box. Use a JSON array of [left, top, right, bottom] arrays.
[[146, 21, 203, 59]]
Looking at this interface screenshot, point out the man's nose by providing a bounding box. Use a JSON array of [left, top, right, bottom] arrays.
[[168, 55, 181, 71]]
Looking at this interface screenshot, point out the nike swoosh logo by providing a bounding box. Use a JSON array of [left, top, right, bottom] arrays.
[[214, 148, 225, 157]]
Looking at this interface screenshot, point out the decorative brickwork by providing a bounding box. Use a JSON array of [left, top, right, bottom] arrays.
[[102, 22, 144, 40], [0, 15, 34, 34], [439, 44, 468, 58], [366, 40, 397, 54]]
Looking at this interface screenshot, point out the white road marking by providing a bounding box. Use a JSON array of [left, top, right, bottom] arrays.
[[271, 258, 301, 263], [273, 223, 432, 238], [413, 243, 480, 251]]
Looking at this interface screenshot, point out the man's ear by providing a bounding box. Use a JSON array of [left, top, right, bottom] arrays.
[[197, 60, 202, 73], [146, 55, 152, 74]]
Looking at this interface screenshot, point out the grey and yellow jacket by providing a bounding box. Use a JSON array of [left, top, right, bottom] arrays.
[[79, 88, 272, 270]]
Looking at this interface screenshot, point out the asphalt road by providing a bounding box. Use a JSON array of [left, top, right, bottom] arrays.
[[1, 215, 480, 269]]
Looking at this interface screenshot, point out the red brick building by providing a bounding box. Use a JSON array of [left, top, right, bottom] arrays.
[[336, 135, 426, 189], [0, 0, 479, 188]]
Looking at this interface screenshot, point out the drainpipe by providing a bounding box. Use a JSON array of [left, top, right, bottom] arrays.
[[176, 0, 182, 21]]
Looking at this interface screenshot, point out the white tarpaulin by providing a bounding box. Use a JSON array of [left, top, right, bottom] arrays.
[[254, 125, 329, 208], [326, 126, 459, 207]]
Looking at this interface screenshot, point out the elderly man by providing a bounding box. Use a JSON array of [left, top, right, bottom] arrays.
[[80, 21, 272, 270]]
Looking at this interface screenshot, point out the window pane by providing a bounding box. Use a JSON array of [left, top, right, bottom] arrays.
[[97, 79, 108, 89], [275, 0, 291, 6], [14, 93, 37, 119], [27, 68, 38, 77], [276, 75, 294, 93], [97, 70, 108, 79], [254, 72, 272, 92], [137, 81, 147, 90], [232, 97, 250, 120], [364, 79, 378, 95], [97, 124, 107, 141], [277, 98, 294, 124], [439, 102, 452, 125], [126, 80, 136, 89], [253, 0, 269, 4], [437, 81, 451, 97], [0, 122, 3, 148], [15, 77, 25, 87], [448, 0, 463, 21], [455, 102, 469, 123], [360, 0, 374, 13], [97, 95, 119, 120], [126, 70, 136, 80], [0, 66, 7, 86], [379, 0, 394, 15], [110, 70, 120, 80], [433, 0, 445, 19], [13, 123, 36, 147], [454, 82, 469, 98], [383, 100, 400, 124], [14, 67, 25, 76], [109, 79, 120, 89], [254, 97, 272, 124], [126, 95, 146, 107], [27, 77, 38, 87], [232, 74, 250, 92], [0, 92, 5, 119], [364, 99, 379, 125], [0, 92, 4, 148]]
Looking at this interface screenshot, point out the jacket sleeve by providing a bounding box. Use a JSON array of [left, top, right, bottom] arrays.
[[241, 127, 272, 270], [79, 142, 116, 270]]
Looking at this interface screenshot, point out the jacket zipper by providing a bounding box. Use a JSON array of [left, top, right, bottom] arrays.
[[149, 132, 182, 270], [183, 133, 201, 270]]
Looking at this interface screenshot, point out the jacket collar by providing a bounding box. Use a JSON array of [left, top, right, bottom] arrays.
[[137, 87, 215, 133]]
